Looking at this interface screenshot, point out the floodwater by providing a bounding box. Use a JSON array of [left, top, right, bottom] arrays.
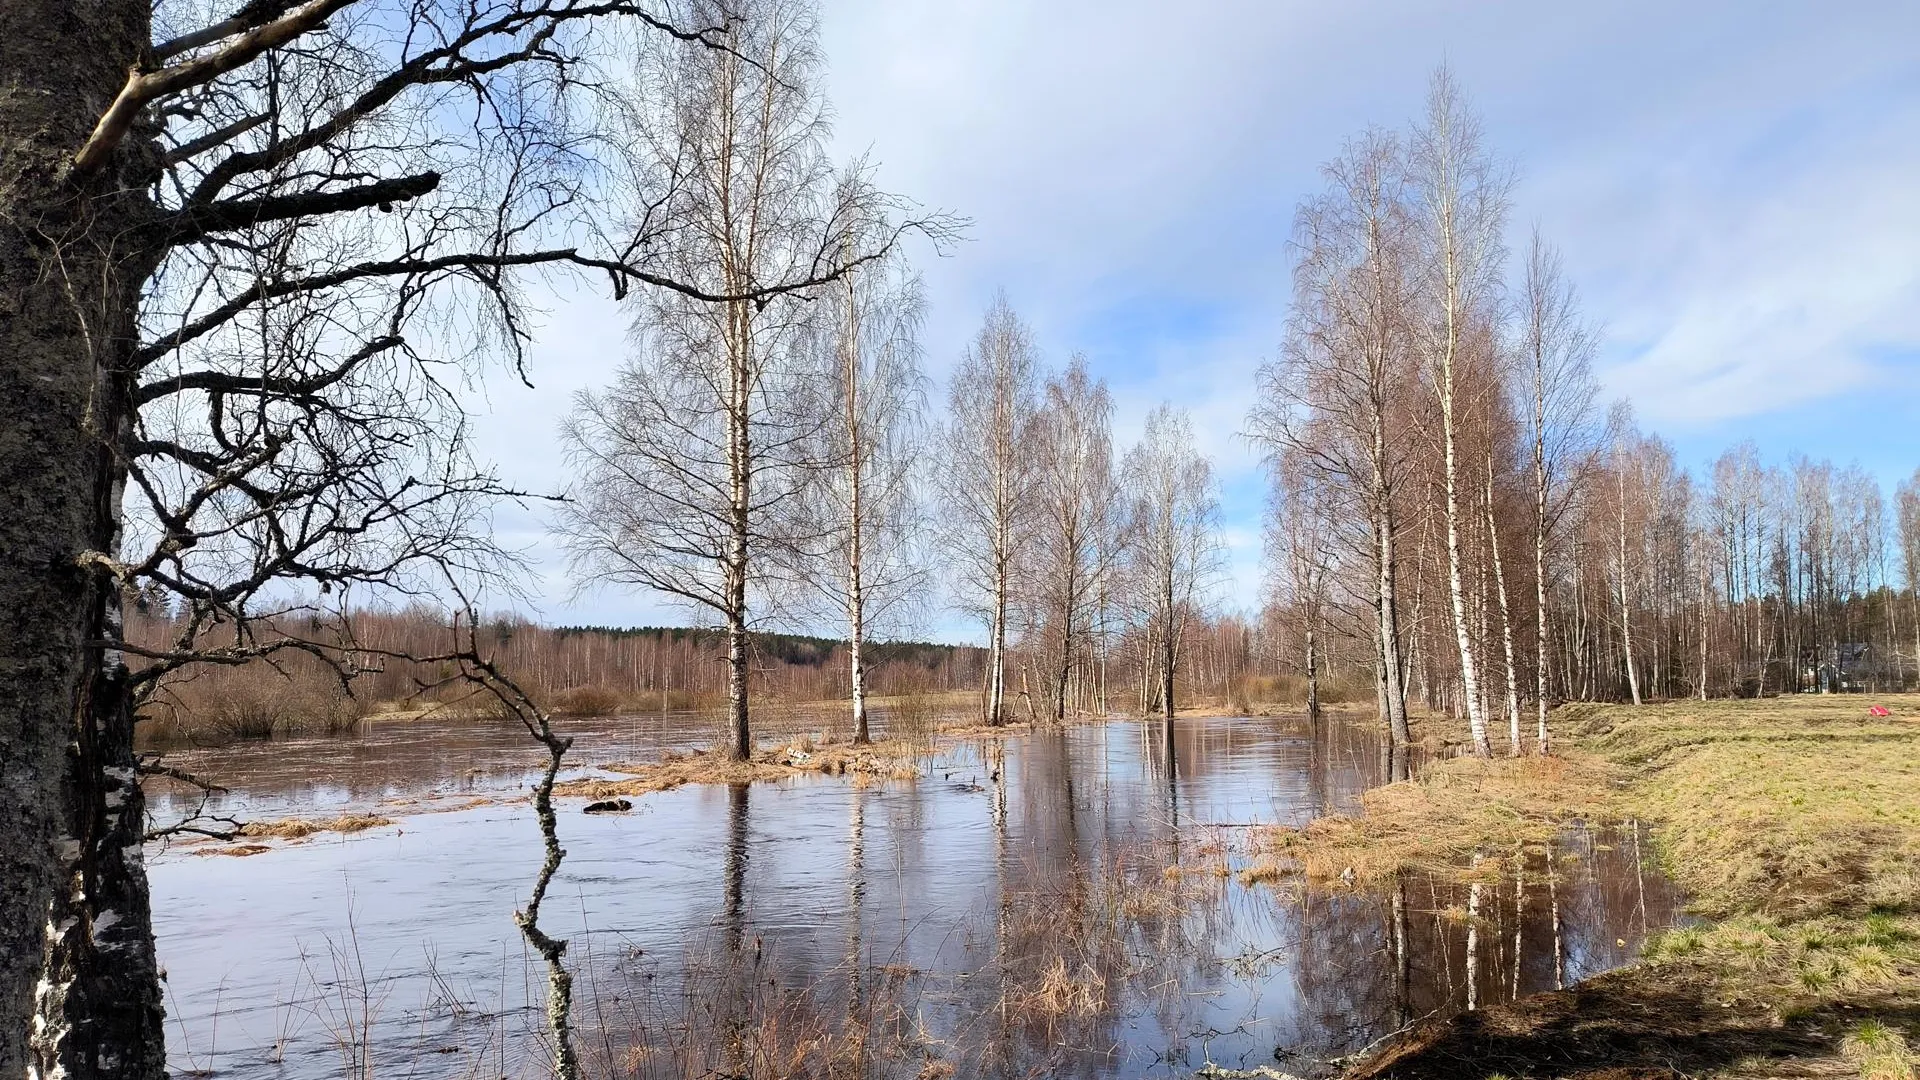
[[144, 713, 1688, 1079]]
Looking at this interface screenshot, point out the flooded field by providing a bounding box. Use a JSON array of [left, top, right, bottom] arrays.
[[144, 713, 1686, 1079]]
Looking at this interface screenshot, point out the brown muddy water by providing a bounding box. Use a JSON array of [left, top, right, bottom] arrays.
[[144, 714, 1687, 1079]]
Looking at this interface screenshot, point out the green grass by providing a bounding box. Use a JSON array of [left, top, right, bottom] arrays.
[[1552, 697, 1920, 1058]]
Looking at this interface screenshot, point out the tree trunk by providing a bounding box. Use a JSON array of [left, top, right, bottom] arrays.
[[847, 601, 868, 744], [843, 289, 869, 745], [1698, 568, 1710, 701], [1617, 464, 1643, 706], [1, 5, 169, 1077], [987, 579, 1007, 726], [1161, 566, 1178, 729], [1533, 424, 1553, 753], [1305, 623, 1321, 725], [1441, 376, 1490, 755], [1375, 493, 1413, 768], [1485, 462, 1523, 755], [1053, 562, 1076, 722], [726, 302, 753, 760], [1053, 638, 1072, 723]]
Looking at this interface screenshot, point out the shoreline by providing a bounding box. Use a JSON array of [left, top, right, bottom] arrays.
[[159, 703, 1346, 851], [1319, 697, 1920, 1080]]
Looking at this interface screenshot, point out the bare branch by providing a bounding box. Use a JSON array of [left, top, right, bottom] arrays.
[[73, 0, 360, 172]]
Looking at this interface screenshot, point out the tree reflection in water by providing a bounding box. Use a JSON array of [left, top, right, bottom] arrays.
[[148, 715, 1688, 1080]]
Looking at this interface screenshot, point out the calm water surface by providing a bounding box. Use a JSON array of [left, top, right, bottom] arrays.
[[145, 713, 1686, 1079]]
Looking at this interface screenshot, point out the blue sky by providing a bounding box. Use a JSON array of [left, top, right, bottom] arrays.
[[469, 0, 1920, 641]]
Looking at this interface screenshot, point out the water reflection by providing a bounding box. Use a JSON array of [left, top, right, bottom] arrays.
[[147, 715, 1686, 1080]]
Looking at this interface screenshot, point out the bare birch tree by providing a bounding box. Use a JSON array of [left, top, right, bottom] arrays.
[[1518, 231, 1598, 751], [1121, 406, 1223, 730], [557, 0, 913, 762], [1408, 68, 1512, 758], [1266, 456, 1337, 724], [1482, 448, 1525, 753], [1250, 128, 1418, 766], [1024, 354, 1119, 721], [804, 245, 930, 742], [941, 295, 1040, 726]]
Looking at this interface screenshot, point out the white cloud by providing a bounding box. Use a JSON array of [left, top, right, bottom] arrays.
[[460, 0, 1920, 627]]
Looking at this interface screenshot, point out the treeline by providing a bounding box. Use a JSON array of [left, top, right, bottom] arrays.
[[1558, 443, 1920, 701], [1249, 71, 1919, 769], [130, 604, 989, 742]]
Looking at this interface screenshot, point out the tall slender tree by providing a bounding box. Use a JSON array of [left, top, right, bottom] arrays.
[[808, 244, 930, 742], [1122, 406, 1223, 731], [942, 295, 1040, 726], [1026, 354, 1118, 721], [1517, 232, 1598, 752], [557, 0, 908, 761], [1251, 128, 1418, 766], [1408, 68, 1512, 758], [1267, 457, 1337, 724]]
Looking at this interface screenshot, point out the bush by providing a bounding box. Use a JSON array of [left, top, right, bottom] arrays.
[[140, 656, 367, 745], [550, 684, 625, 717]]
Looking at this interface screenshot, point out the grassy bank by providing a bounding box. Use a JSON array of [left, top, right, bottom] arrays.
[[1314, 696, 1920, 1080]]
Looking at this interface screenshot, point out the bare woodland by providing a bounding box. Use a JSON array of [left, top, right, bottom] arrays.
[[0, 1, 1914, 1077], [1252, 70, 1920, 769]]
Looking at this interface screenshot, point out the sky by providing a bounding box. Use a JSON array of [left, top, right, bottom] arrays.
[[467, 0, 1920, 641]]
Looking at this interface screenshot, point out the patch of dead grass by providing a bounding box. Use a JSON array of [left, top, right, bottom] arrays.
[[554, 740, 920, 799], [1243, 751, 1616, 887], [237, 813, 394, 839]]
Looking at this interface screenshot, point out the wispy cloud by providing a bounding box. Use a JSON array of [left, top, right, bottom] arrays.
[[462, 0, 1920, 631]]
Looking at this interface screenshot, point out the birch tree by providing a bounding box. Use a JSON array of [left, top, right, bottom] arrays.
[[807, 247, 930, 743], [1517, 231, 1598, 752], [556, 0, 933, 762], [1025, 354, 1119, 721], [1267, 457, 1337, 724], [1122, 406, 1223, 730], [1408, 68, 1512, 758], [1251, 128, 1418, 764], [942, 295, 1040, 726]]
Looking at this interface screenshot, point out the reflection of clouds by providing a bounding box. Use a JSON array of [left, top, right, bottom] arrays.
[[153, 716, 1690, 1077]]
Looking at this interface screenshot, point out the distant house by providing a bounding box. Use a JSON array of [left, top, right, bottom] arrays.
[[1801, 643, 1893, 692]]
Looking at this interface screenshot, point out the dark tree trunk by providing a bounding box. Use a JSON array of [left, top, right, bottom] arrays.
[[1, 4, 168, 1078]]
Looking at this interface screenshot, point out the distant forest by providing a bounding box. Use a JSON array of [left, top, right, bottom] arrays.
[[131, 605, 993, 742]]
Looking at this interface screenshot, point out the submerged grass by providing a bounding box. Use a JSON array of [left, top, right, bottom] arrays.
[[1325, 694, 1920, 1080]]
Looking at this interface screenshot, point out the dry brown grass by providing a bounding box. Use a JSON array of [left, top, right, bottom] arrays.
[[237, 814, 395, 840], [1242, 750, 1616, 887], [1002, 956, 1106, 1027], [554, 741, 920, 799], [194, 843, 273, 857]]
